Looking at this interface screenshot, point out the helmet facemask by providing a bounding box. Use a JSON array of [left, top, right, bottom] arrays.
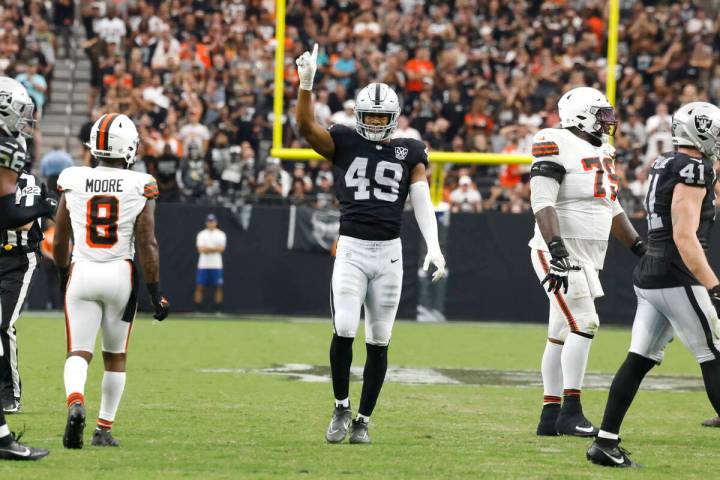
[[0, 93, 35, 138], [591, 106, 617, 137], [355, 111, 398, 142]]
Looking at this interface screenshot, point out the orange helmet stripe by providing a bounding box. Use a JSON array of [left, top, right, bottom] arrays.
[[96, 113, 117, 151]]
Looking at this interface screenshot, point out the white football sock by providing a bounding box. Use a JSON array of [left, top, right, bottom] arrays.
[[0, 424, 9, 438], [561, 332, 593, 392], [335, 398, 349, 408], [98, 371, 126, 425], [356, 413, 369, 423], [64, 356, 89, 400], [541, 340, 563, 403]]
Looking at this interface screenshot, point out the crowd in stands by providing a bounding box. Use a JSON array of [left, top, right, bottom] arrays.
[[37, 0, 720, 216], [0, 0, 74, 161]]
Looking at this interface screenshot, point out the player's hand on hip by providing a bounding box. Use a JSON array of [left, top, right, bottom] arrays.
[[423, 250, 447, 282], [542, 236, 580, 294], [296, 43, 318, 91]]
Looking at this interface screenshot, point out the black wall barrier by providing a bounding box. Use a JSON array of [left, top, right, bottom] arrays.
[[26, 205, 720, 326]]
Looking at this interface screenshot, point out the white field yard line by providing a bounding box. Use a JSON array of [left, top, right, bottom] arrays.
[[198, 364, 704, 391]]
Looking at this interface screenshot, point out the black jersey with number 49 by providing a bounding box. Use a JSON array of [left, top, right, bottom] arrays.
[[634, 151, 717, 289], [329, 124, 428, 241]]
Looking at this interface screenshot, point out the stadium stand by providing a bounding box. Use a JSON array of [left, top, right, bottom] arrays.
[[28, 0, 720, 217]]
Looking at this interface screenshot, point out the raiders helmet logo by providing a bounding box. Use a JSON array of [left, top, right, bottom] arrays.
[[695, 115, 712, 134], [395, 146, 408, 160], [0, 91, 10, 110]]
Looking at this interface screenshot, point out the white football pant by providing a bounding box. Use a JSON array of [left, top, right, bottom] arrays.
[[530, 249, 600, 340], [65, 260, 134, 354], [630, 285, 720, 364], [331, 235, 403, 346]]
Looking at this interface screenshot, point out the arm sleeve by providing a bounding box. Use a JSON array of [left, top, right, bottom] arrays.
[[530, 176, 560, 214], [409, 181, 441, 254], [0, 194, 51, 229]]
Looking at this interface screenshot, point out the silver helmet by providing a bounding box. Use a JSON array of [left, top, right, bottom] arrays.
[[354, 83, 400, 141], [0, 77, 35, 138], [672, 102, 720, 161]]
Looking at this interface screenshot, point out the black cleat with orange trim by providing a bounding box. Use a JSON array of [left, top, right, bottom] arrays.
[[63, 403, 85, 449]]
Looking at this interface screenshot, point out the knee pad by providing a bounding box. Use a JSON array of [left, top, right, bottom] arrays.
[[333, 316, 357, 339], [573, 311, 599, 336]]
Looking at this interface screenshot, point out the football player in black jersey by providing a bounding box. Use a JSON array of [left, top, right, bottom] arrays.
[[0, 77, 50, 459], [296, 44, 447, 444], [587, 102, 720, 468]]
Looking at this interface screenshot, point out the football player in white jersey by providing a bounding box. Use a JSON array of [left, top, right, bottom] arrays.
[[53, 113, 170, 449], [529, 87, 646, 437]]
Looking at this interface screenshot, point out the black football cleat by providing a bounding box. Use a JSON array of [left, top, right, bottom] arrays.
[[702, 416, 720, 427], [63, 403, 86, 449], [556, 411, 598, 437], [587, 438, 640, 468], [348, 419, 370, 444], [0, 433, 49, 461], [91, 428, 119, 447], [536, 403, 560, 436], [325, 406, 352, 444]]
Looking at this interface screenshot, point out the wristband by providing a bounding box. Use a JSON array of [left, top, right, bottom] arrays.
[[146, 282, 160, 303], [547, 236, 569, 259]]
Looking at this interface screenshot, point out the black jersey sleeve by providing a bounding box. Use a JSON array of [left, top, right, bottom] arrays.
[[0, 137, 27, 174], [327, 124, 355, 167], [405, 139, 429, 169], [669, 152, 713, 188]]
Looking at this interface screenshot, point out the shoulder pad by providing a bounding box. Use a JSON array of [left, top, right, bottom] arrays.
[[670, 152, 707, 187], [531, 129, 560, 158]]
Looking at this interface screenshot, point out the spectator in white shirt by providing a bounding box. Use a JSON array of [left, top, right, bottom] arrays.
[[94, 6, 126, 48], [330, 99, 356, 128], [179, 109, 211, 155], [392, 115, 422, 140], [195, 214, 227, 313], [151, 25, 181, 70], [450, 176, 482, 213]]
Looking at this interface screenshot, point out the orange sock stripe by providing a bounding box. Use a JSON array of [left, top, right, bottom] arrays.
[[564, 389, 581, 397], [97, 418, 113, 429], [67, 392, 84, 407]]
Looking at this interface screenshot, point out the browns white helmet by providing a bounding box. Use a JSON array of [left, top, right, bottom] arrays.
[[88, 113, 139, 165]]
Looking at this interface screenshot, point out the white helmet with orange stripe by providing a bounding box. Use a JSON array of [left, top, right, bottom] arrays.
[[88, 113, 139, 166]]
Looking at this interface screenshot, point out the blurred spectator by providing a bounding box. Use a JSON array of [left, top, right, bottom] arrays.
[[450, 176, 482, 213], [16, 59, 47, 116], [40, 146, 73, 193], [392, 116, 421, 141], [330, 100, 356, 128], [147, 144, 182, 202], [179, 109, 211, 156], [52, 0, 75, 59]]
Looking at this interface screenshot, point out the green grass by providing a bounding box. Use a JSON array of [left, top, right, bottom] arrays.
[[2, 314, 718, 479]]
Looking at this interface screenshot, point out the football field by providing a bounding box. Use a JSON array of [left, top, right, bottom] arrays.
[[2, 313, 719, 479]]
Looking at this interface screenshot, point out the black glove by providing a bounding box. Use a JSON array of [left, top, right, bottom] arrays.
[[147, 282, 170, 321], [40, 183, 58, 218], [58, 266, 70, 293], [630, 237, 647, 257], [709, 285, 720, 317], [541, 236, 581, 294]]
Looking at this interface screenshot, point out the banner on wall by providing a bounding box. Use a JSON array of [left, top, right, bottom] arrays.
[[287, 205, 340, 253]]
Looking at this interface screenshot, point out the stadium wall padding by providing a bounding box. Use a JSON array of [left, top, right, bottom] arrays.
[[29, 205, 720, 326]]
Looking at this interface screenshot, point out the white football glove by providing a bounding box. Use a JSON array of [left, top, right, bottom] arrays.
[[423, 250, 447, 282], [296, 43, 318, 91]]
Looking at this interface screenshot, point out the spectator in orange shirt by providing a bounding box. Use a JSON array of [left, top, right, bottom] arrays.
[[405, 47, 434, 94], [103, 62, 133, 91], [180, 34, 211, 70], [464, 98, 494, 136]]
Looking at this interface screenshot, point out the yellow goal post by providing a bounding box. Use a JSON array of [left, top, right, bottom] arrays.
[[269, 0, 620, 205]]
